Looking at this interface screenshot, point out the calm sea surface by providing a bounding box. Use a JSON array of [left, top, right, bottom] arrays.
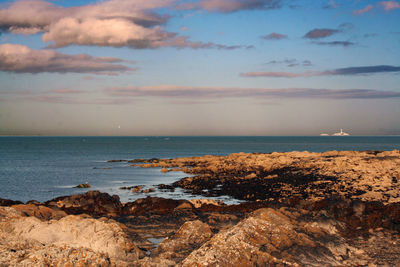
[[0, 136, 399, 203]]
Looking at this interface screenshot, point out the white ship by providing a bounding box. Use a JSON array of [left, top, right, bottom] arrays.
[[333, 129, 350, 136]]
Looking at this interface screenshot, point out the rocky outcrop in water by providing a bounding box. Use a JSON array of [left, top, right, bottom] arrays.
[[132, 150, 400, 204]]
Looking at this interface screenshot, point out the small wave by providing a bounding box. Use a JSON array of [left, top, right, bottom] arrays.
[[54, 185, 76, 188]]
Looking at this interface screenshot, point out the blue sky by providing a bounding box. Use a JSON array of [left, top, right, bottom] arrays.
[[0, 0, 399, 135]]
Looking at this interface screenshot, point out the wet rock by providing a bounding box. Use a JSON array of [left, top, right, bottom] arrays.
[[122, 197, 183, 216], [0, 198, 23, 206], [144, 188, 155, 193], [132, 185, 144, 192], [157, 184, 175, 191], [45, 190, 122, 217], [188, 199, 224, 209], [74, 182, 91, 188], [128, 158, 160, 163], [107, 159, 127, 162], [140, 150, 400, 204]]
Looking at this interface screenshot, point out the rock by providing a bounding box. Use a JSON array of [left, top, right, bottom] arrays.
[[138, 151, 400, 204], [182, 208, 370, 266], [157, 184, 175, 191], [107, 159, 127, 162], [0, 237, 113, 266], [11, 204, 67, 220], [132, 185, 144, 192], [188, 199, 223, 209], [45, 191, 122, 217], [74, 182, 91, 188], [144, 188, 155, 193], [128, 158, 160, 163], [0, 206, 142, 265], [0, 198, 23, 206], [122, 197, 183, 216], [160, 168, 169, 173], [153, 220, 213, 262], [120, 186, 132, 190]]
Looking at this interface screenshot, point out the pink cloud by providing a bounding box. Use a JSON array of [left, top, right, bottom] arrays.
[[104, 85, 400, 99], [28, 95, 135, 105], [0, 0, 249, 50], [241, 65, 400, 78], [177, 0, 281, 13], [353, 4, 374, 15], [49, 89, 85, 94], [241, 71, 314, 78], [379, 1, 400, 11], [261, 32, 288, 40], [0, 44, 135, 74]]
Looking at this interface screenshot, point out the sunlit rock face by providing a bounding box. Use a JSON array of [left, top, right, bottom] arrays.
[[1, 150, 400, 266], [142, 150, 400, 203], [0, 206, 141, 266], [182, 208, 370, 266]]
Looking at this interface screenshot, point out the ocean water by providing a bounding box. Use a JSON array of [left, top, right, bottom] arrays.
[[0, 136, 399, 203]]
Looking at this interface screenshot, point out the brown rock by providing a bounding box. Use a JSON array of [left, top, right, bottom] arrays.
[[132, 185, 144, 192], [153, 220, 213, 262], [74, 182, 91, 188], [11, 204, 67, 220], [122, 197, 183, 216], [0, 206, 142, 265], [0, 198, 23, 206], [182, 208, 369, 266], [45, 190, 122, 217]]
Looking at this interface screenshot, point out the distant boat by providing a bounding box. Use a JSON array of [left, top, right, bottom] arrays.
[[333, 129, 350, 136], [320, 133, 329, 136]]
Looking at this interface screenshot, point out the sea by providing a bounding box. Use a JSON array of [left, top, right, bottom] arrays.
[[0, 136, 399, 204]]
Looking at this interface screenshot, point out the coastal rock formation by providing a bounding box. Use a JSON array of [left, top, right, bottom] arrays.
[[0, 206, 141, 266], [136, 220, 214, 266], [132, 150, 400, 204], [1, 192, 400, 265], [153, 220, 213, 260], [1, 150, 399, 265], [0, 198, 23, 206], [182, 208, 369, 266], [11, 203, 67, 220], [74, 182, 91, 188], [45, 190, 122, 217]]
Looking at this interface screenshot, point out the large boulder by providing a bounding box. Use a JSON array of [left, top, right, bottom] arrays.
[[0, 206, 142, 265], [154, 220, 213, 260]]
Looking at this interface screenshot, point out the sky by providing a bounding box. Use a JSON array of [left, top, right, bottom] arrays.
[[0, 0, 399, 136]]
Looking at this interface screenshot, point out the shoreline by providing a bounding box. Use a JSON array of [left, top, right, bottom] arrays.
[[1, 150, 400, 266]]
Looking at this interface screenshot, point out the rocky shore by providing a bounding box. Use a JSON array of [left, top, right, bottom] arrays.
[[1, 150, 399, 266]]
